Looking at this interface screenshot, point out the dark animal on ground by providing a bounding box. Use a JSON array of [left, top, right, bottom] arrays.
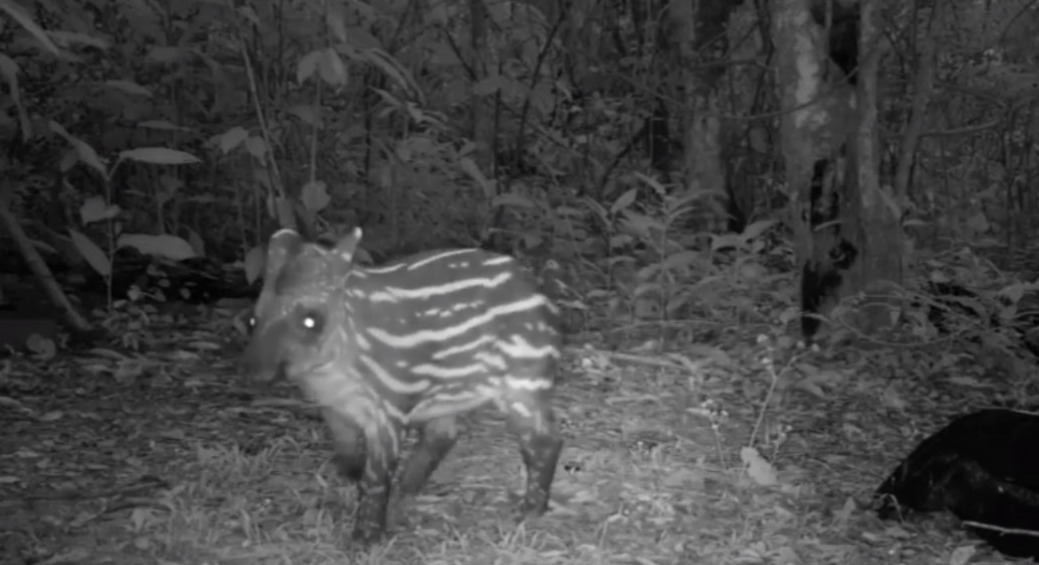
[[874, 409, 1039, 560]]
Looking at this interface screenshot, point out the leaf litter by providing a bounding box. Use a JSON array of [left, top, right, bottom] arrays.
[[1, 300, 1034, 564]]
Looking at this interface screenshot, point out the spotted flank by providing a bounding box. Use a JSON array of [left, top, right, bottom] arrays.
[[239, 227, 564, 545]]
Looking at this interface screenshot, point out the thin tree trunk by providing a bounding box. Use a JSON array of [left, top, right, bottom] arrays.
[[668, 0, 737, 230], [893, 0, 936, 204], [849, 0, 904, 333], [469, 0, 492, 171]]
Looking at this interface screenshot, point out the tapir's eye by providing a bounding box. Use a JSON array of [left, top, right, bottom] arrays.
[[298, 310, 325, 334], [243, 315, 258, 334]]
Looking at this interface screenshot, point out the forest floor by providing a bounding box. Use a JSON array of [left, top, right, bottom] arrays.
[[1, 301, 1035, 565]]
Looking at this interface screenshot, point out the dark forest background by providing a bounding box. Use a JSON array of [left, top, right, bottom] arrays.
[[4, 0, 1039, 361], [2, 0, 1039, 351]]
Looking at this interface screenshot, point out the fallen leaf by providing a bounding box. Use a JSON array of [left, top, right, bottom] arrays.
[[38, 411, 64, 422], [949, 544, 976, 565], [741, 446, 778, 486]]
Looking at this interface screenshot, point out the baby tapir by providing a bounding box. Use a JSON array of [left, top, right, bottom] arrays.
[[240, 228, 564, 543]]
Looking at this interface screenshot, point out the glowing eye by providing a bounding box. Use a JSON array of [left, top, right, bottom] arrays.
[[299, 310, 325, 333]]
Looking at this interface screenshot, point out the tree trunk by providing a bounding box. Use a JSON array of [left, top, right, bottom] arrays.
[[846, 0, 903, 333], [666, 0, 740, 231], [772, 0, 858, 340], [469, 0, 493, 171]]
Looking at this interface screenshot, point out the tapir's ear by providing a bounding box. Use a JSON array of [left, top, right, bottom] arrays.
[[333, 227, 363, 263], [265, 229, 303, 280]]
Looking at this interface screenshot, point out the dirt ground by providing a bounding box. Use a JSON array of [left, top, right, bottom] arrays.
[[0, 305, 1029, 565]]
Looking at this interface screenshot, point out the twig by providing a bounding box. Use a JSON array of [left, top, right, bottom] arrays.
[[962, 520, 1039, 538]]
